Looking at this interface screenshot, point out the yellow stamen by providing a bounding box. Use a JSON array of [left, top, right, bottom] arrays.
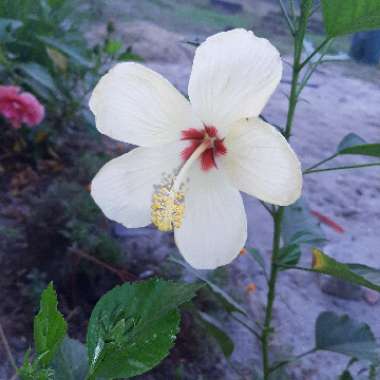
[[151, 140, 210, 232]]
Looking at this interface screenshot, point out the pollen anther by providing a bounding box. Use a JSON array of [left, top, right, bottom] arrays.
[[151, 175, 185, 232]]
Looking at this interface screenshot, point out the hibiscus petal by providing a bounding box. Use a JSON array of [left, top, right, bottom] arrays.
[[91, 142, 185, 228], [223, 117, 302, 206], [90, 63, 197, 146], [188, 29, 282, 136], [174, 165, 247, 269]]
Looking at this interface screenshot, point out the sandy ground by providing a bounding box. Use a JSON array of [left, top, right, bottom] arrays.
[[122, 19, 380, 379]]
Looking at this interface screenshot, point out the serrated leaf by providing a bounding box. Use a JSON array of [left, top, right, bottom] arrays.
[[34, 283, 67, 368], [315, 311, 380, 362], [321, 0, 380, 37], [197, 311, 234, 358], [17, 62, 58, 94], [86, 278, 201, 379], [51, 337, 88, 380], [282, 198, 326, 247], [37, 36, 93, 68], [170, 257, 247, 316], [337, 133, 380, 158], [312, 249, 380, 293]]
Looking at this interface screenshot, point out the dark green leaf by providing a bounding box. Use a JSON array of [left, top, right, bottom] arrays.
[[339, 370, 354, 380], [338, 133, 380, 158], [17, 62, 58, 94], [277, 244, 301, 269], [321, 0, 380, 37], [312, 249, 380, 292], [282, 198, 326, 247], [169, 256, 247, 316], [338, 133, 367, 151], [86, 278, 201, 379], [19, 357, 55, 380], [34, 283, 67, 367], [197, 311, 234, 358], [249, 248, 266, 272], [118, 51, 143, 62], [37, 36, 93, 68], [0, 17, 23, 38], [315, 311, 380, 362], [51, 337, 88, 380]]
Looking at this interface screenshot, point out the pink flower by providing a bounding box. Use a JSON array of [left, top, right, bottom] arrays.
[[0, 85, 45, 129]]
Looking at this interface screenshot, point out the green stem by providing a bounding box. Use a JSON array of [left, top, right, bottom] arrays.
[[299, 37, 331, 70], [284, 1, 310, 139], [260, 2, 312, 379], [278, 0, 296, 35], [261, 207, 284, 379], [304, 153, 338, 171], [231, 314, 261, 340], [304, 162, 380, 175], [269, 348, 317, 373]]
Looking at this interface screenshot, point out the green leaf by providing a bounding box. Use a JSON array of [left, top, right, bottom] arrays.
[[17, 62, 58, 94], [338, 133, 380, 158], [51, 337, 88, 380], [282, 198, 326, 247], [315, 311, 380, 362], [34, 283, 67, 368], [86, 278, 202, 379], [249, 248, 266, 272], [321, 0, 380, 37], [312, 248, 380, 292], [37, 36, 93, 68], [118, 51, 144, 62], [169, 256, 247, 316], [104, 39, 123, 55], [196, 311, 234, 358], [277, 244, 301, 269], [339, 370, 354, 380], [0, 17, 23, 38]]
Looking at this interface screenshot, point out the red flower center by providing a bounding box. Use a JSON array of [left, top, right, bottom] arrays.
[[181, 126, 227, 171]]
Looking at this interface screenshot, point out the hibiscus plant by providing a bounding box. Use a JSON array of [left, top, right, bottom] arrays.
[[12, 1, 380, 380]]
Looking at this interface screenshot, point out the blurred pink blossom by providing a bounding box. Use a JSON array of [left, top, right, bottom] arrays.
[[0, 85, 45, 129]]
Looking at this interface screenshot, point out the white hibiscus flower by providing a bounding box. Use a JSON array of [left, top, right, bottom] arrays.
[[89, 29, 302, 270]]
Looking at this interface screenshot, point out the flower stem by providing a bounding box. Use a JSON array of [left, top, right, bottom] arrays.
[[304, 161, 380, 175], [261, 207, 284, 379], [304, 153, 339, 172], [261, 2, 312, 379]]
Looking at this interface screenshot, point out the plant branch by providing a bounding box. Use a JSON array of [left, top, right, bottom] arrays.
[[260, 201, 275, 216], [284, 1, 311, 139], [231, 314, 261, 340], [261, 207, 284, 379], [278, 0, 296, 35], [304, 153, 338, 171], [260, 3, 313, 379], [299, 37, 332, 70], [303, 162, 380, 175], [0, 320, 18, 374], [269, 348, 317, 373], [69, 247, 137, 281]]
